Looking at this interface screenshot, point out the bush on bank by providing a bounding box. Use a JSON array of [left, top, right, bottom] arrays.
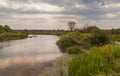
[[57, 29, 110, 53], [56, 32, 79, 52], [90, 29, 110, 46], [56, 32, 92, 52]]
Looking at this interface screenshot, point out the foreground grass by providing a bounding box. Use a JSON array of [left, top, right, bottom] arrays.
[[69, 44, 120, 76], [0, 33, 28, 41]]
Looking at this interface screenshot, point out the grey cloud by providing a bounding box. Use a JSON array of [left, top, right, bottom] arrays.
[[0, 7, 61, 14], [0, 0, 120, 29]]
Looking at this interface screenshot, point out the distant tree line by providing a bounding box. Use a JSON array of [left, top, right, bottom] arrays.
[[67, 21, 120, 35], [74, 25, 120, 35], [15, 29, 69, 36]]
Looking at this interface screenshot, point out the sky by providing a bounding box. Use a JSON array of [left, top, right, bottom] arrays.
[[0, 0, 120, 30]]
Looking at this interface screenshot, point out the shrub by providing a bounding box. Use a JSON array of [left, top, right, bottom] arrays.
[[77, 33, 92, 47], [90, 29, 109, 46], [56, 32, 92, 52], [67, 46, 84, 54], [56, 32, 81, 51], [69, 45, 120, 76], [56, 35, 78, 52]]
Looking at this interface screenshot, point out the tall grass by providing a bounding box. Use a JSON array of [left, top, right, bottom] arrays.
[[69, 45, 120, 76]]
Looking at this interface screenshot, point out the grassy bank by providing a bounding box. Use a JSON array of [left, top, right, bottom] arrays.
[[55, 27, 120, 76], [0, 33, 28, 41], [38, 44, 120, 76], [0, 25, 28, 41], [111, 34, 120, 42], [57, 29, 110, 53]]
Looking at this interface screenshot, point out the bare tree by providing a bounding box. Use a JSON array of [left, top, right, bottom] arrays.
[[68, 21, 76, 32]]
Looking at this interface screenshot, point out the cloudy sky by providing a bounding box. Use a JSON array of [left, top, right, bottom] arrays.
[[0, 0, 120, 30]]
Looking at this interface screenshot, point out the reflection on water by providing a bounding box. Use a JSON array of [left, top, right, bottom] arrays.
[[0, 35, 62, 76]]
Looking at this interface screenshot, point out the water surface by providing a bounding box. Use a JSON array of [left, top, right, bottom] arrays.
[[0, 35, 62, 76]]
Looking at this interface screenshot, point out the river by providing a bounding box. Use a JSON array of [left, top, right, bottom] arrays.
[[0, 35, 62, 76]]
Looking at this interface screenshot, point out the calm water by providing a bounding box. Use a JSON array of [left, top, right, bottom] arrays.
[[0, 35, 62, 76]]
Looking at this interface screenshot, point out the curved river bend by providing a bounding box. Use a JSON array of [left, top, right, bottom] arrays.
[[0, 35, 62, 76]]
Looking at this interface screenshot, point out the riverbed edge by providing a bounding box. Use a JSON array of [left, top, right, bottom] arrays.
[[38, 54, 72, 76]]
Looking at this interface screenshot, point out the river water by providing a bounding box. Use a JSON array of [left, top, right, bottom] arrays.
[[0, 35, 62, 76]]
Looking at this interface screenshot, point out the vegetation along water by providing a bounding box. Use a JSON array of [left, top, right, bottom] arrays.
[[56, 26, 120, 76], [0, 25, 28, 41]]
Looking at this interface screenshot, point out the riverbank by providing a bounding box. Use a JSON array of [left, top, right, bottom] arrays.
[[39, 44, 120, 76], [0, 25, 28, 41], [39, 54, 72, 76], [48, 28, 120, 76], [0, 33, 28, 42]]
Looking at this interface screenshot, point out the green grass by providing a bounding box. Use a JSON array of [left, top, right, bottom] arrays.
[[67, 46, 84, 54], [111, 34, 120, 42], [69, 45, 120, 76]]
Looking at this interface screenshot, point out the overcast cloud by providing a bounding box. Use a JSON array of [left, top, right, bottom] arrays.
[[0, 0, 120, 29]]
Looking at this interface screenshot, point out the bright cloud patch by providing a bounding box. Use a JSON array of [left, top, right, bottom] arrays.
[[104, 13, 117, 18], [0, 0, 64, 12], [102, 3, 120, 9]]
